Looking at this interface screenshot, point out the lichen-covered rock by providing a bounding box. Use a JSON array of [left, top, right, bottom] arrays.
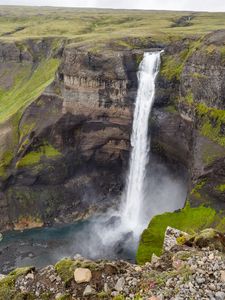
[[185, 228, 225, 252], [163, 226, 190, 251]]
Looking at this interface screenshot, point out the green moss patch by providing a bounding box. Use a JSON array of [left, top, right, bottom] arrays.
[[215, 184, 225, 192], [160, 39, 201, 81], [196, 103, 225, 147], [0, 267, 34, 299], [0, 150, 13, 178], [136, 203, 225, 265], [16, 144, 61, 168], [55, 259, 76, 285], [0, 58, 60, 124]]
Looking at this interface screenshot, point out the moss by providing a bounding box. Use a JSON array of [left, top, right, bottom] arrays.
[[55, 259, 76, 285], [39, 292, 53, 300], [16, 144, 61, 168], [190, 179, 207, 199], [215, 184, 225, 192], [136, 203, 225, 265], [113, 296, 125, 300], [164, 105, 178, 113], [202, 143, 225, 165], [0, 150, 14, 178], [13, 293, 35, 300], [195, 103, 225, 147], [56, 294, 71, 300], [176, 235, 187, 245], [192, 72, 208, 80], [0, 58, 60, 124], [160, 39, 202, 81], [135, 53, 143, 66], [19, 122, 36, 141], [0, 267, 34, 298], [97, 291, 109, 299], [160, 53, 184, 81], [185, 91, 194, 105]]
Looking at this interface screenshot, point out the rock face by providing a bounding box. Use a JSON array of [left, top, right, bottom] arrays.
[[152, 30, 225, 211], [0, 42, 141, 231], [0, 30, 225, 231]]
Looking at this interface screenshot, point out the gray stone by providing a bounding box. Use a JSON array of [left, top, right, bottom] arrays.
[[163, 226, 189, 251], [0, 274, 6, 281], [83, 285, 96, 297], [115, 277, 125, 292], [196, 277, 205, 284], [215, 292, 225, 300]]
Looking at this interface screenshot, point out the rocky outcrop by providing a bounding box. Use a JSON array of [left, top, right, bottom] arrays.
[[1, 228, 224, 299]]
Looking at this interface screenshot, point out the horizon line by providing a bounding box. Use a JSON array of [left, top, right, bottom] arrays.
[[1, 4, 225, 13]]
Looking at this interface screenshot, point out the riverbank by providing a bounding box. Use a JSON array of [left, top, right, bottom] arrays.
[[0, 227, 224, 299]]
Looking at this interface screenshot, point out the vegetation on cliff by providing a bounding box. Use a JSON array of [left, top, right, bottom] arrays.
[[0, 58, 59, 124], [136, 203, 225, 264], [16, 144, 61, 168]]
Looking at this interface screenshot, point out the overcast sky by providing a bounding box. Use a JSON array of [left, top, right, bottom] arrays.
[[0, 0, 225, 12]]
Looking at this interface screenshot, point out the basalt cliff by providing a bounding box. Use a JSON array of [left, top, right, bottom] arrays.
[[0, 30, 225, 232]]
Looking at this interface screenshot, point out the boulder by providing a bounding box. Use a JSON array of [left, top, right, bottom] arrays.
[[114, 277, 125, 292], [185, 228, 225, 252], [163, 226, 189, 251], [74, 268, 92, 284], [83, 285, 96, 296]]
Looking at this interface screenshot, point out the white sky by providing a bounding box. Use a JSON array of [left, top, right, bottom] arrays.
[[0, 0, 225, 12]]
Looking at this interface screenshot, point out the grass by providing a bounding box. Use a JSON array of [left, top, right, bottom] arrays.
[[1, 7, 225, 45], [16, 144, 61, 168], [136, 203, 225, 265], [0, 58, 60, 124]]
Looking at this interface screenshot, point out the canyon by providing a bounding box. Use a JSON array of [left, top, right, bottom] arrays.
[[0, 30, 225, 232], [0, 6, 225, 300]]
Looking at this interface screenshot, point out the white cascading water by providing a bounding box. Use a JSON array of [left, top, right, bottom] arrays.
[[121, 51, 162, 234]]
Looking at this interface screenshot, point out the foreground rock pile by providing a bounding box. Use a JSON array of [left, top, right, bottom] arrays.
[[0, 228, 224, 299]]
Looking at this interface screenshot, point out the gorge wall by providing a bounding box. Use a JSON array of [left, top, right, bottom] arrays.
[[0, 40, 142, 231], [0, 31, 225, 231], [152, 30, 225, 211]]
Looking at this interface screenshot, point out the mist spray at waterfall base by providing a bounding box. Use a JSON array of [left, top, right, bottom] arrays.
[[0, 52, 187, 272]]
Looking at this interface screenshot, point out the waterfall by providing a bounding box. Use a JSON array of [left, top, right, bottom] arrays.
[[121, 51, 162, 233]]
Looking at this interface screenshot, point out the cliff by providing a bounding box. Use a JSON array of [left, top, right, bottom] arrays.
[[0, 30, 225, 232], [0, 39, 145, 231]]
